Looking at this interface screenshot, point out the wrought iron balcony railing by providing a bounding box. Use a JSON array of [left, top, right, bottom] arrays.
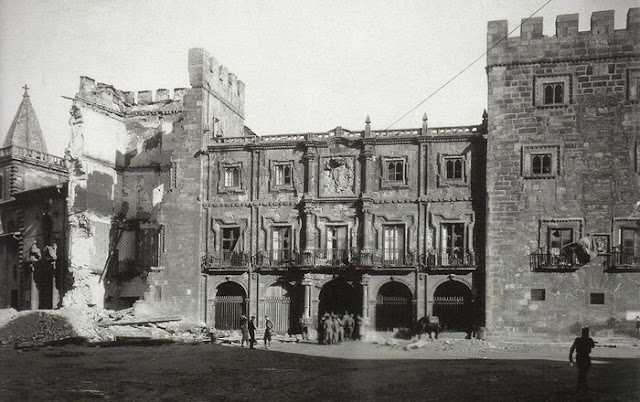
[[253, 249, 417, 269], [606, 248, 640, 271], [530, 248, 582, 271], [202, 251, 250, 270], [423, 250, 477, 271]]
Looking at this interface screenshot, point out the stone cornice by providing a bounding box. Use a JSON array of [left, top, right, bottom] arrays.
[[487, 53, 637, 70]]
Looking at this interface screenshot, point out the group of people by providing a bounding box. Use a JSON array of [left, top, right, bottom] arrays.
[[239, 314, 274, 349], [316, 312, 364, 345]]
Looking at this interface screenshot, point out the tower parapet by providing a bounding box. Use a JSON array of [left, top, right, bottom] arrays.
[[487, 8, 639, 66], [187, 47, 245, 115]]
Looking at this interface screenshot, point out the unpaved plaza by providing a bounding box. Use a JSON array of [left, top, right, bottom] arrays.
[[1, 339, 638, 401]]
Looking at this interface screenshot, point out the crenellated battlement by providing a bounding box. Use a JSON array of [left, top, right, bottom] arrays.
[[487, 8, 639, 66], [77, 76, 187, 114], [187, 47, 245, 113]]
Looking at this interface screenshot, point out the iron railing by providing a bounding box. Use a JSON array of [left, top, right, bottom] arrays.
[[530, 248, 582, 271], [202, 251, 250, 269], [606, 248, 640, 270], [423, 250, 477, 270], [253, 249, 417, 269]]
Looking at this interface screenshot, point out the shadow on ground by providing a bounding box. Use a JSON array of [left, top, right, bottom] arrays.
[[0, 343, 638, 401]]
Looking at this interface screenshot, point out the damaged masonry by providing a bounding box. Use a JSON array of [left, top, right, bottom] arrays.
[[1, 7, 640, 348]]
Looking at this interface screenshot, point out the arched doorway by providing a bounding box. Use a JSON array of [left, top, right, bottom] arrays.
[[318, 279, 362, 322], [264, 283, 301, 335], [215, 282, 246, 330], [433, 280, 473, 332], [375, 281, 413, 331]]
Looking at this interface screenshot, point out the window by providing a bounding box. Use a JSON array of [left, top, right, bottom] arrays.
[[272, 226, 292, 262], [326, 225, 348, 262], [522, 145, 560, 178], [531, 153, 552, 175], [170, 162, 178, 189], [273, 162, 293, 187], [590, 293, 605, 305], [386, 160, 405, 182], [444, 157, 464, 180], [383, 224, 405, 264], [223, 166, 240, 188], [213, 117, 224, 137], [0, 175, 3, 199], [534, 74, 571, 107], [441, 222, 466, 263], [549, 228, 573, 256], [620, 228, 639, 264], [543, 83, 564, 105], [222, 227, 241, 252], [531, 289, 546, 301]]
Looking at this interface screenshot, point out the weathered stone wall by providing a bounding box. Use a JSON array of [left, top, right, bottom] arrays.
[[485, 9, 640, 334]]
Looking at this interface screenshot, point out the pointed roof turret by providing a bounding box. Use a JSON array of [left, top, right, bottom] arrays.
[[3, 85, 48, 153]]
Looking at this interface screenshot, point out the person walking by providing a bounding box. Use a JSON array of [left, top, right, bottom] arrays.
[[264, 316, 274, 349], [240, 315, 249, 347], [248, 316, 257, 349], [569, 327, 596, 393]]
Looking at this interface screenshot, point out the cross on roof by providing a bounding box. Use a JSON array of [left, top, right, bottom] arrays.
[[23, 84, 29, 96]]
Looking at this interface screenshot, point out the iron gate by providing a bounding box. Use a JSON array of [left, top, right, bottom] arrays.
[[264, 296, 291, 334], [214, 295, 245, 330], [433, 296, 470, 331], [375, 295, 412, 331]]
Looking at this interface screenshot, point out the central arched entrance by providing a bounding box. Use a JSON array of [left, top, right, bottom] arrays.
[[318, 279, 362, 321], [433, 280, 473, 332], [375, 281, 413, 331], [215, 282, 246, 331]]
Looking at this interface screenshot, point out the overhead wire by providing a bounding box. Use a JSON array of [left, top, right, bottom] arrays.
[[384, 0, 555, 130]]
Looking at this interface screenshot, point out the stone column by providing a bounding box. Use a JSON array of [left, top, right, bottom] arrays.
[[362, 204, 374, 251], [302, 273, 313, 318], [207, 286, 218, 329], [360, 148, 374, 197], [304, 205, 315, 251], [302, 150, 317, 197], [361, 274, 371, 339]]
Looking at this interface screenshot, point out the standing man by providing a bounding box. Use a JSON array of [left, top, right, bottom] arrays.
[[636, 315, 640, 339], [569, 327, 596, 393], [248, 316, 257, 349], [239, 315, 249, 347], [299, 315, 311, 341], [264, 316, 274, 349]]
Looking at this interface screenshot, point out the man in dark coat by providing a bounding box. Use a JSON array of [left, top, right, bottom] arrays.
[[248, 316, 257, 349], [569, 327, 596, 392]]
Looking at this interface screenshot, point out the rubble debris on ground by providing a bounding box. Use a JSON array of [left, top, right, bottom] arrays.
[[0, 307, 208, 349]]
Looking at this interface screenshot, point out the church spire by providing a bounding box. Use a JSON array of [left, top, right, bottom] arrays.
[[3, 84, 48, 153]]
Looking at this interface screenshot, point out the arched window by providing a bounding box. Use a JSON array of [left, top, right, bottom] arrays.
[[386, 160, 404, 182]]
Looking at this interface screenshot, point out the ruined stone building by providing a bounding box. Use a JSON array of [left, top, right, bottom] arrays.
[[485, 9, 640, 335], [0, 87, 68, 310], [1, 7, 638, 337]]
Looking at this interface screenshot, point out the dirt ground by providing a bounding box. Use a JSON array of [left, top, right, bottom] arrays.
[[1, 338, 638, 402]]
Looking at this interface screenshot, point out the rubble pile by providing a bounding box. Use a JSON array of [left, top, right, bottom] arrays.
[[0, 307, 208, 348], [0, 308, 99, 347]]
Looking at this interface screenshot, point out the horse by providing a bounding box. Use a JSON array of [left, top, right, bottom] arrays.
[[415, 315, 440, 340]]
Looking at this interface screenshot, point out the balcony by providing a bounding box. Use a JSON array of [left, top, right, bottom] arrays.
[[253, 249, 418, 272], [202, 251, 250, 272], [605, 249, 640, 272], [423, 250, 477, 273], [530, 247, 583, 272]]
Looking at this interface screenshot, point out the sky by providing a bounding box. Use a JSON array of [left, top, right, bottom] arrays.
[[0, 0, 637, 157]]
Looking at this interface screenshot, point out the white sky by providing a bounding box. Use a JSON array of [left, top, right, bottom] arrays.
[[0, 0, 636, 156]]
